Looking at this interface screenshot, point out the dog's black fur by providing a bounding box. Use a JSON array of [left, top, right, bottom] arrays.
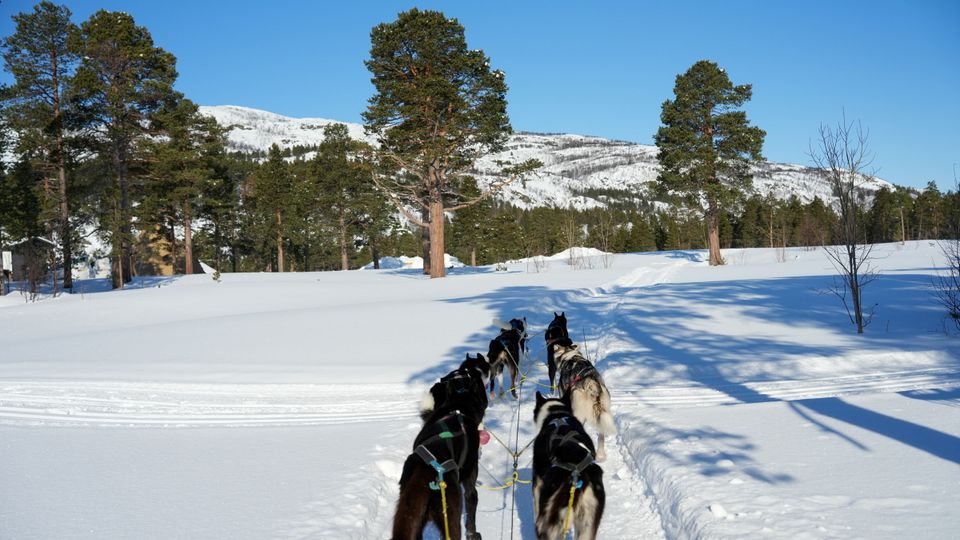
[[487, 317, 527, 399], [392, 354, 491, 540], [532, 392, 605, 540], [545, 312, 569, 390]]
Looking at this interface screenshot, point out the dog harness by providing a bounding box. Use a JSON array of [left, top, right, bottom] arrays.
[[545, 416, 596, 479], [557, 354, 598, 394], [440, 369, 475, 395], [414, 410, 469, 489]]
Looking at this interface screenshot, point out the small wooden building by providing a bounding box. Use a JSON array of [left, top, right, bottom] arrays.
[[1, 236, 57, 281]]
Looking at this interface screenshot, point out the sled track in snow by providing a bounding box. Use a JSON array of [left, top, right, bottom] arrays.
[[0, 382, 422, 427], [613, 367, 960, 408]]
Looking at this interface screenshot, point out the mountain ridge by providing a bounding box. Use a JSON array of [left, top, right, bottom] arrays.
[[199, 104, 895, 210]]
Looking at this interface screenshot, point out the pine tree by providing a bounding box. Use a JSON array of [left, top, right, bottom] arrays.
[[449, 177, 496, 265], [142, 95, 227, 274], [247, 145, 298, 271], [655, 60, 765, 265], [72, 10, 177, 287], [913, 181, 942, 239], [2, 1, 80, 289], [314, 124, 366, 271], [363, 8, 538, 278]]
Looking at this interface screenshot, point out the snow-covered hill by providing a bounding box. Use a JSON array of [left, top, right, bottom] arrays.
[[200, 105, 894, 210]]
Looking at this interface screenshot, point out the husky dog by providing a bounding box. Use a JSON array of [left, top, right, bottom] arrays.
[[544, 312, 570, 389], [487, 317, 527, 399], [532, 392, 605, 540], [551, 338, 615, 461], [393, 354, 491, 540]]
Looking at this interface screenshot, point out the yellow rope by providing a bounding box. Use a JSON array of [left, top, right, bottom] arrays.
[[477, 470, 532, 491], [561, 481, 577, 539], [438, 479, 451, 540]]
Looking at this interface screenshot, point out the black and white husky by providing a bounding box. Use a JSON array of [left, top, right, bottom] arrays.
[[487, 317, 527, 399], [532, 392, 605, 540], [545, 311, 570, 389], [392, 354, 491, 540], [552, 338, 615, 461]]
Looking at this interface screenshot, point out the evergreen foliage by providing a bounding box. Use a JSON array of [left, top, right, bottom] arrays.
[[655, 60, 765, 265], [363, 8, 539, 278]]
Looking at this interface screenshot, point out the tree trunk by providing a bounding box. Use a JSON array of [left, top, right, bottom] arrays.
[[769, 207, 774, 249], [51, 50, 73, 290], [111, 139, 133, 287], [338, 208, 349, 271], [421, 207, 431, 275], [276, 209, 285, 272], [471, 246, 477, 267], [707, 197, 724, 266], [110, 201, 124, 289], [429, 197, 446, 278], [214, 222, 222, 273], [899, 207, 906, 245], [183, 202, 194, 274], [370, 241, 381, 270]]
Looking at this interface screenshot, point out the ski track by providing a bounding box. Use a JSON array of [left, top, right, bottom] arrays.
[[4, 257, 958, 539]]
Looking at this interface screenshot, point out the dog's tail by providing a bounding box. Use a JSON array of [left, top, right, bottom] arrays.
[[418, 390, 435, 421], [537, 478, 604, 540], [595, 384, 616, 436]]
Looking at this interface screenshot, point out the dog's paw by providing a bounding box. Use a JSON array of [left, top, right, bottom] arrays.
[[466, 532, 482, 540], [596, 450, 607, 462]]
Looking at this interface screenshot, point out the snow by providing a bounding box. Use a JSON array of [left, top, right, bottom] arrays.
[[1, 241, 958, 539], [360, 253, 464, 270], [199, 105, 896, 211]]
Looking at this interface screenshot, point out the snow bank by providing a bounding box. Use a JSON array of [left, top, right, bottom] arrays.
[[360, 253, 464, 270]]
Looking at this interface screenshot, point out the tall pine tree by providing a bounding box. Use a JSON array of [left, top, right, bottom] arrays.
[[363, 8, 538, 278], [72, 10, 177, 287], [655, 60, 765, 265], [2, 1, 80, 288]]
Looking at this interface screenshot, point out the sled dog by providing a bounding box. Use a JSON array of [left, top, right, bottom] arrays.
[[552, 338, 615, 461], [487, 317, 527, 399], [544, 311, 569, 389], [532, 392, 605, 540], [392, 354, 491, 540]]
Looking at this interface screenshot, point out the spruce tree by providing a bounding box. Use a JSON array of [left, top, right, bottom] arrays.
[[2, 1, 80, 288], [363, 8, 538, 278], [655, 60, 765, 265], [72, 10, 177, 287]]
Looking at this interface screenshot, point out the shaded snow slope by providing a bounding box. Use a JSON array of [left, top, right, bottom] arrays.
[[200, 105, 895, 210]]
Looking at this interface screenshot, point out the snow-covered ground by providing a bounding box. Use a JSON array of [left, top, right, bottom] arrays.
[[1, 241, 958, 539]]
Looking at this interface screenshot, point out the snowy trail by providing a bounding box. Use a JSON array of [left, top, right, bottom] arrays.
[[614, 367, 960, 407], [0, 382, 420, 427]]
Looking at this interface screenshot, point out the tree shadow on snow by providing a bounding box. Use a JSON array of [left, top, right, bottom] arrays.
[[411, 268, 960, 476], [792, 397, 960, 464]]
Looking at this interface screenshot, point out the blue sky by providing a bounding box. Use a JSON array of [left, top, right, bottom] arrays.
[[2, 0, 958, 190]]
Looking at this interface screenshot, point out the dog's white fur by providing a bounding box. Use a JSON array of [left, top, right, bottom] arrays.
[[534, 400, 565, 433], [535, 482, 602, 540], [418, 392, 435, 417]]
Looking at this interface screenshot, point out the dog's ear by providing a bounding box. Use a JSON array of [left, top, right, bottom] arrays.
[[561, 311, 565, 317], [476, 353, 486, 361], [554, 312, 559, 317], [535, 391, 545, 405]]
